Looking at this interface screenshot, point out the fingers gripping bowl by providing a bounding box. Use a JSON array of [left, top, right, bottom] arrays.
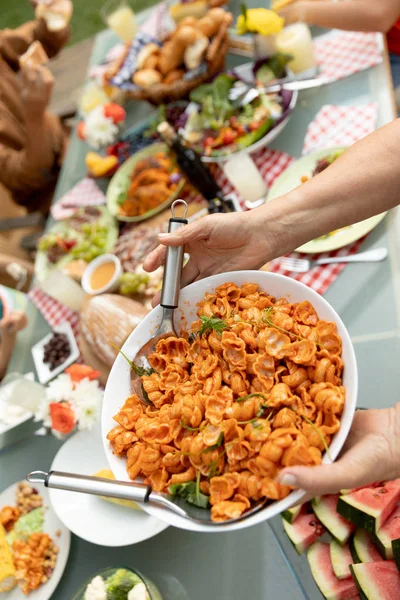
[[102, 271, 358, 532]]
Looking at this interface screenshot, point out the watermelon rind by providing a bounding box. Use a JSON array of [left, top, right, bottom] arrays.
[[282, 503, 302, 524], [330, 539, 353, 580], [282, 509, 324, 555], [337, 481, 400, 534], [312, 495, 354, 545], [351, 528, 382, 563], [392, 538, 400, 572], [350, 561, 400, 600], [374, 506, 400, 560], [308, 542, 358, 600]]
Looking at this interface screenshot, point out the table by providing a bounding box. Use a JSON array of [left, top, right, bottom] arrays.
[[1, 1, 398, 598]]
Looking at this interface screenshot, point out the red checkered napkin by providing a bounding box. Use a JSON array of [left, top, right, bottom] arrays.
[[314, 31, 383, 83], [269, 237, 366, 295], [183, 147, 295, 207], [302, 103, 378, 154], [51, 178, 106, 221], [28, 288, 80, 338]]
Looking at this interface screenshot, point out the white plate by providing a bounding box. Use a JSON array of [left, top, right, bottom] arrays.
[[102, 271, 358, 533], [31, 322, 80, 385], [267, 146, 387, 253], [49, 424, 168, 546], [1, 482, 70, 600]]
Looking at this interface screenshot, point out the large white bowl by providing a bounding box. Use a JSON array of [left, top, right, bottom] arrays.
[[102, 271, 358, 533]]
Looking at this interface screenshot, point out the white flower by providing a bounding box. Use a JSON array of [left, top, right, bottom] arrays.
[[46, 373, 74, 402], [34, 396, 51, 427], [70, 378, 103, 431], [85, 106, 119, 149]]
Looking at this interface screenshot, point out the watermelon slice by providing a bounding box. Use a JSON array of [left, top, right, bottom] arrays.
[[282, 503, 302, 524], [282, 504, 325, 554], [374, 506, 400, 559], [337, 480, 400, 534], [312, 495, 356, 545], [351, 528, 382, 563], [350, 560, 400, 599], [392, 539, 400, 572], [340, 483, 385, 496], [307, 542, 359, 599], [330, 539, 353, 579]]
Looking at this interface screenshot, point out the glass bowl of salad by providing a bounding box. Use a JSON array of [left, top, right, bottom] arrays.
[[73, 567, 163, 600]]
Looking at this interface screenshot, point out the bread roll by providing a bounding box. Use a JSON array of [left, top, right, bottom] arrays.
[[184, 36, 209, 70], [19, 41, 49, 69], [164, 68, 185, 84], [79, 294, 148, 367], [136, 43, 160, 70], [133, 68, 162, 88], [35, 0, 72, 31]]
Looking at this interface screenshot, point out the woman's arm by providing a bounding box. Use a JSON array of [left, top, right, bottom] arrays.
[[144, 119, 400, 291], [278, 0, 400, 32]]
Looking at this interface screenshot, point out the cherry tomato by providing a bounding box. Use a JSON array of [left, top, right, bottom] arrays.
[[222, 131, 235, 145]]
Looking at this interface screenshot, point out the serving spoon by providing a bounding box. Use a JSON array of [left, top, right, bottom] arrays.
[[27, 470, 267, 526], [129, 198, 188, 405]]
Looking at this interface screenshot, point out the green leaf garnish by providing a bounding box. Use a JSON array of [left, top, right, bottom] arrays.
[[180, 420, 201, 432], [110, 342, 155, 377], [187, 471, 210, 509], [168, 476, 209, 509], [197, 315, 228, 337], [235, 393, 268, 403]]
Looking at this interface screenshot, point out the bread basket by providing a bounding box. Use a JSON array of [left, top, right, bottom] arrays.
[[105, 9, 232, 106], [127, 35, 230, 105]]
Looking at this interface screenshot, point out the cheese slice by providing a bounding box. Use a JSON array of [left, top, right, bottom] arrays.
[[94, 470, 140, 510]]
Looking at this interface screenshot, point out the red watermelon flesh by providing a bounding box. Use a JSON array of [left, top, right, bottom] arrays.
[[282, 504, 326, 554], [350, 560, 400, 600], [312, 494, 356, 545], [337, 480, 400, 533], [308, 542, 359, 600], [375, 505, 400, 559]]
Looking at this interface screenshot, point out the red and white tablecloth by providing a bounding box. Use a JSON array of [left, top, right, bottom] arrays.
[[28, 288, 80, 338], [314, 30, 383, 83], [51, 177, 106, 221], [302, 103, 378, 154]]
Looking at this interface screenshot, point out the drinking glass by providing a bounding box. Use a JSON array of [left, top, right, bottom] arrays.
[[223, 154, 268, 209], [101, 0, 137, 43]]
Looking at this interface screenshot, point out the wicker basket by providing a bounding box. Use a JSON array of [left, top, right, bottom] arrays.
[[127, 37, 229, 105]]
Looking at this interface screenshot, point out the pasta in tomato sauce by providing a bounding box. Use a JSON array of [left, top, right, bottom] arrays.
[[107, 282, 345, 522]]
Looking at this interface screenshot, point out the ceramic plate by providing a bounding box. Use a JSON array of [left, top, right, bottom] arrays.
[[49, 423, 168, 546], [0, 482, 70, 600], [102, 271, 358, 533], [267, 146, 387, 253], [31, 322, 80, 385], [106, 142, 185, 223]]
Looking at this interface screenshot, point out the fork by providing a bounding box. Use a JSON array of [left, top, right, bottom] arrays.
[[279, 247, 388, 273]]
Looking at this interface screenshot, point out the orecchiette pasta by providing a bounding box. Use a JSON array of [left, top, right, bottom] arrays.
[[107, 283, 345, 522]]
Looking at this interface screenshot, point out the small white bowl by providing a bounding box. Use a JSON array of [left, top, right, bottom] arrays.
[[81, 254, 122, 296]]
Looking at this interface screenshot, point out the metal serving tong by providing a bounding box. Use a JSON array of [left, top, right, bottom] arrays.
[[230, 77, 327, 107], [130, 198, 188, 405], [27, 470, 267, 526]]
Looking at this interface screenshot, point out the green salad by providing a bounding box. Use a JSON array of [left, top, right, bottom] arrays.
[[81, 568, 162, 600]]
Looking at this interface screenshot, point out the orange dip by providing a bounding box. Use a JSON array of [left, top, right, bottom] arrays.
[[90, 262, 116, 291]]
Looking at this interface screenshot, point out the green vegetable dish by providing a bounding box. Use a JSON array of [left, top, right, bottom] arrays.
[[36, 206, 118, 281], [74, 567, 163, 600]]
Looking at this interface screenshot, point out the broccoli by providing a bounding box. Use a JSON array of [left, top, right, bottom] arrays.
[[106, 569, 142, 600]]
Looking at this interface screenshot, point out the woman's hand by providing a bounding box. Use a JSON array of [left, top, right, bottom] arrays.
[[277, 404, 400, 495], [20, 64, 55, 118], [277, 1, 305, 24], [0, 311, 29, 336], [143, 211, 276, 305]]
